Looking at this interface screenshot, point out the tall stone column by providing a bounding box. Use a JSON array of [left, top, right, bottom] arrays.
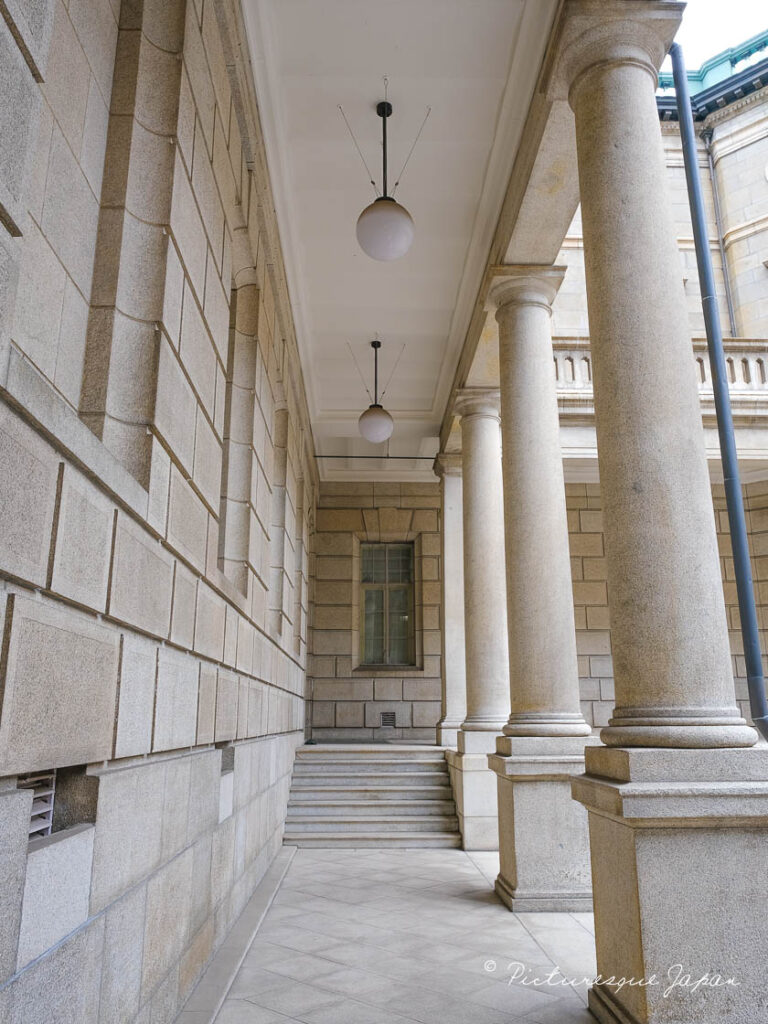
[[457, 390, 509, 739], [444, 389, 508, 849], [434, 454, 466, 747], [543, 4, 767, 1022], [488, 268, 594, 911]]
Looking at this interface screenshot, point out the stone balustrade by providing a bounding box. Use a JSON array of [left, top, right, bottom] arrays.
[[553, 338, 768, 404]]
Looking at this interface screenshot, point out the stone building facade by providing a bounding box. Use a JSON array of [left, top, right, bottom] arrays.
[[310, 481, 442, 742], [0, 1, 315, 1020], [0, 1, 767, 1022]]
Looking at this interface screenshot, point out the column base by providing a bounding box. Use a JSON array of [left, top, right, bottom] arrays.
[[488, 735, 597, 912], [446, 732, 500, 850], [572, 745, 768, 1024], [600, 707, 756, 749], [587, 983, 642, 1024], [503, 711, 592, 738], [494, 872, 593, 913], [436, 718, 463, 748]]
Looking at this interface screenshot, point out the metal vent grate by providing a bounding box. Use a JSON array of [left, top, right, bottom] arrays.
[[17, 771, 57, 839], [380, 712, 396, 728]]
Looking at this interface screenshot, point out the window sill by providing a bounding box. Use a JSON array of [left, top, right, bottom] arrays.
[[354, 663, 423, 676]]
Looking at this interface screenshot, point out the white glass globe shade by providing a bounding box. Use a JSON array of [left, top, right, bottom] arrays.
[[356, 197, 414, 261], [358, 404, 394, 443]]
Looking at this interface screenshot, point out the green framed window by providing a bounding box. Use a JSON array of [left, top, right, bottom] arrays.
[[360, 542, 415, 666]]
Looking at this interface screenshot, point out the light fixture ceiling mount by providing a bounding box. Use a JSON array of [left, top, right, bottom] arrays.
[[356, 101, 414, 261], [358, 339, 395, 443], [339, 83, 429, 262]]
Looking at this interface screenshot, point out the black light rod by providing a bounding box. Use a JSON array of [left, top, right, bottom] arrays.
[[377, 100, 392, 197], [371, 339, 380, 403]]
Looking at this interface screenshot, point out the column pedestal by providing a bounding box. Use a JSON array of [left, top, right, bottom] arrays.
[[489, 735, 599, 910], [450, 389, 508, 851], [573, 745, 768, 1024], [436, 721, 463, 750], [447, 730, 500, 850], [488, 267, 593, 892]]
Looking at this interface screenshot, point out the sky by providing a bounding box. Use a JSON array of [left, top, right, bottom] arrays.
[[663, 0, 768, 68]]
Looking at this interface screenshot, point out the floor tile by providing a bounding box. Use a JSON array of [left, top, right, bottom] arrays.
[[215, 1000, 294, 1023], [211, 848, 598, 1024]]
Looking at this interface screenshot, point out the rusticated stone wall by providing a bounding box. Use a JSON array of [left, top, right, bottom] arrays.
[[0, 1, 316, 1021], [707, 89, 768, 339], [568, 480, 768, 730], [309, 482, 443, 742]]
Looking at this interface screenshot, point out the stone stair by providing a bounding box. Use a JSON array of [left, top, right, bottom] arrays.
[[283, 744, 462, 848]]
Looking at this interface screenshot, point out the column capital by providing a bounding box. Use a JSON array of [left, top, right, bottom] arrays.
[[454, 388, 500, 421], [540, 0, 683, 104], [433, 453, 463, 478], [488, 265, 566, 317]]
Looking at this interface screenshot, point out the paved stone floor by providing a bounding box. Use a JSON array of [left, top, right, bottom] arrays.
[[213, 849, 597, 1023]]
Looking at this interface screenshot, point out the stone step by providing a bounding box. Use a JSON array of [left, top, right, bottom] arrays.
[[284, 815, 459, 833], [295, 745, 446, 758], [295, 754, 447, 765], [285, 746, 460, 849], [292, 762, 448, 775], [283, 832, 462, 849], [287, 800, 457, 816], [291, 779, 450, 793], [287, 785, 454, 800]]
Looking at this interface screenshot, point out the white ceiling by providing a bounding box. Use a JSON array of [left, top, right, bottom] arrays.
[[242, 0, 559, 479]]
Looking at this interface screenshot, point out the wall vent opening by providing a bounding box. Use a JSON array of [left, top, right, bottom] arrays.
[[220, 744, 235, 774], [380, 712, 396, 728], [17, 771, 56, 839]]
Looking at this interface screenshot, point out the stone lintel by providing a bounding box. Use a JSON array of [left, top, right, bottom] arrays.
[[432, 452, 462, 478]]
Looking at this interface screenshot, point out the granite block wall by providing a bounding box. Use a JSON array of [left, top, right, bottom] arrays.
[[0, 1, 316, 1020], [568, 481, 767, 729]]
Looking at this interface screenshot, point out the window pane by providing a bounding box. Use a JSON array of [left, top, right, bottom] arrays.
[[362, 544, 386, 583], [362, 588, 385, 663], [387, 544, 413, 583], [360, 543, 415, 666], [388, 586, 412, 664]]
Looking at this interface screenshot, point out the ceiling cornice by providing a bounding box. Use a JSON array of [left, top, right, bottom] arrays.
[[216, 0, 320, 490], [426, 0, 564, 423]]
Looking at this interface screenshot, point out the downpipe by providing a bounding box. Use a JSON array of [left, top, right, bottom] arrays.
[[672, 42, 768, 741]]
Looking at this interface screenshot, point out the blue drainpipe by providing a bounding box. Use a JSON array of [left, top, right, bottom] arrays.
[[671, 42, 768, 741]]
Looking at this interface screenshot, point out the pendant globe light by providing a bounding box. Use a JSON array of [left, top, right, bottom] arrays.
[[358, 340, 394, 443], [356, 101, 415, 261]]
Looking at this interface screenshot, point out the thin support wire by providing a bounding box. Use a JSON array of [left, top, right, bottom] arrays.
[[379, 343, 406, 400], [392, 107, 431, 196], [347, 342, 373, 402], [338, 105, 379, 196]]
